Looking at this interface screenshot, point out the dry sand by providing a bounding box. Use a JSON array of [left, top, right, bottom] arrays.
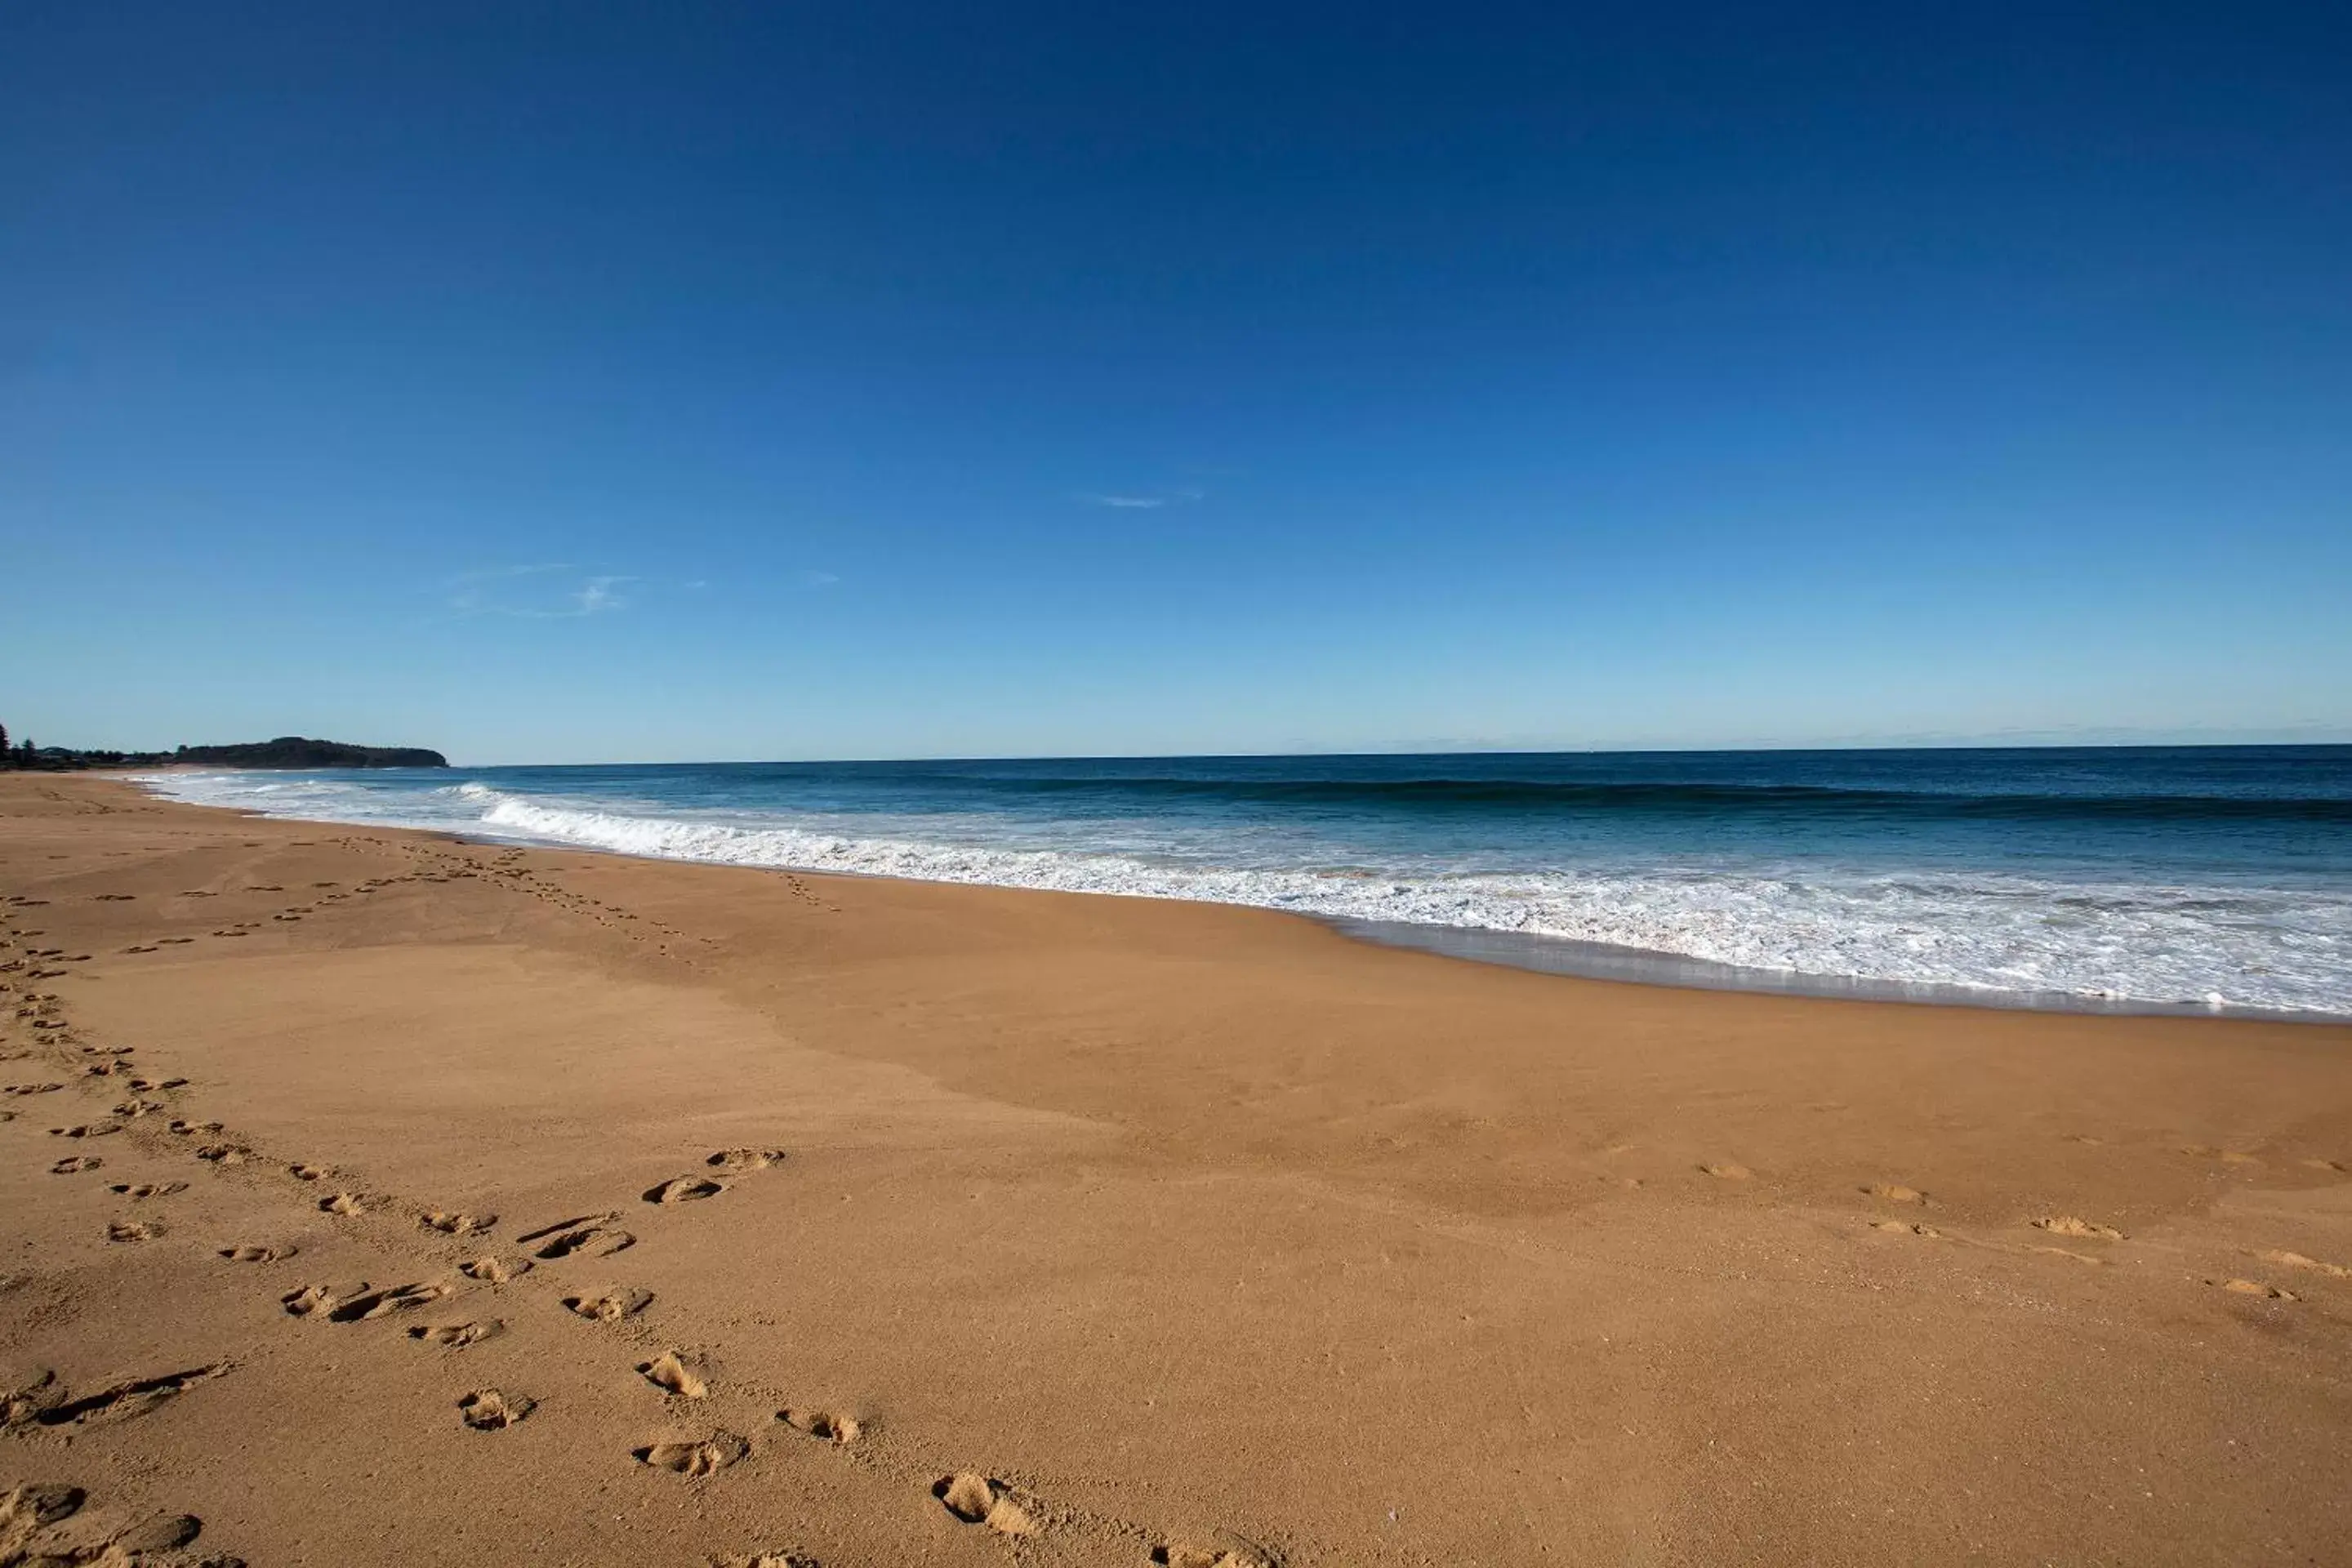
[[2, 772, 2349, 1566]]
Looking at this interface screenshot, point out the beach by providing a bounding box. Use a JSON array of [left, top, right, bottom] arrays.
[[4, 770, 2350, 1564]]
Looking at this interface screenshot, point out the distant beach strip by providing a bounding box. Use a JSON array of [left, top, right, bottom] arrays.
[[138, 746, 2352, 1018]]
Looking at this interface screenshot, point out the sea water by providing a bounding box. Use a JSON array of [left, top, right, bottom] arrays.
[[138, 747, 2352, 1018]]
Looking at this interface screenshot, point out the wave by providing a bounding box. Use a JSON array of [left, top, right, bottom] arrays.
[[466, 795, 2350, 1014], [683, 772, 2352, 822], [132, 771, 2352, 1016]]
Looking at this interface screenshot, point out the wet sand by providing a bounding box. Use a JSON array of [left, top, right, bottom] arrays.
[[3, 771, 2349, 1566]]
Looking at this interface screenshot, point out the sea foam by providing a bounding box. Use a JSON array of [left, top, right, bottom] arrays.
[[136, 769, 2352, 1016]]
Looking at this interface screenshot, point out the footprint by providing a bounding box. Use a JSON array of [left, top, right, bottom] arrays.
[[288, 1163, 328, 1181], [2301, 1157, 2349, 1174], [195, 1143, 255, 1165], [1869, 1219, 1940, 1237], [109, 1181, 188, 1199], [0, 1480, 83, 1537], [421, 1209, 497, 1236], [219, 1244, 296, 1263], [1152, 1540, 1278, 1568], [933, 1473, 1037, 1535], [2, 1083, 64, 1096], [635, 1431, 749, 1476], [50, 1156, 103, 1175], [2256, 1249, 2352, 1279], [49, 1123, 122, 1139], [24, 1365, 225, 1428], [327, 1281, 453, 1323], [778, 1407, 861, 1445], [638, 1352, 709, 1399], [460, 1256, 532, 1284], [126, 1514, 212, 1560], [318, 1192, 369, 1215], [717, 1552, 821, 1568], [2, 1371, 62, 1428], [2211, 1277, 2296, 1300], [706, 1148, 787, 1173], [19, 1506, 202, 1561], [408, 1321, 502, 1349], [564, 1289, 653, 1322], [168, 1119, 224, 1136], [1862, 1183, 1928, 1204], [643, 1177, 728, 1205], [282, 1284, 355, 1318], [2181, 1145, 2261, 1165], [106, 1220, 163, 1244], [2032, 1216, 2125, 1241], [1699, 1162, 1752, 1180], [519, 1214, 637, 1260], [458, 1389, 535, 1430]]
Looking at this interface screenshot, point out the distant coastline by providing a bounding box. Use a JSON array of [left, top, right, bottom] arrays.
[[172, 737, 448, 769], [0, 733, 447, 772]]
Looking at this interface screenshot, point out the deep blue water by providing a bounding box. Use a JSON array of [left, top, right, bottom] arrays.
[[145, 746, 2352, 1015]]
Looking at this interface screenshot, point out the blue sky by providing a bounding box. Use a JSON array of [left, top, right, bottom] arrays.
[[5, 2, 2348, 764]]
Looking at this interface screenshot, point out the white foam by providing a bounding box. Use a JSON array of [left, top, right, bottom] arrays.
[[134, 772, 2352, 1015]]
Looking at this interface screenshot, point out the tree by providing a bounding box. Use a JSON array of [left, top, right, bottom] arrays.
[[0, 722, 9, 767]]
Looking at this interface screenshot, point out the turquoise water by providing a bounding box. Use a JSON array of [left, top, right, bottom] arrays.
[[143, 746, 2352, 1015]]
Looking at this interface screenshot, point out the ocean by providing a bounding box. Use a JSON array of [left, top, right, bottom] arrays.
[[137, 746, 2352, 1018]]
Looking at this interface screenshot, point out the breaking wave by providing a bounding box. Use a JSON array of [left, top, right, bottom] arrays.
[[134, 766, 2352, 1016]]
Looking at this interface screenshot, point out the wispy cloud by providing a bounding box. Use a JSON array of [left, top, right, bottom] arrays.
[[799, 569, 841, 587], [570, 576, 630, 615], [448, 566, 636, 619], [1075, 488, 1205, 510]]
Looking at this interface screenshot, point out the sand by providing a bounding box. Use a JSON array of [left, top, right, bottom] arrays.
[[2, 772, 2349, 1566]]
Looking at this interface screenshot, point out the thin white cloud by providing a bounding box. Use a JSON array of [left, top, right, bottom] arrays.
[[799, 569, 840, 587], [447, 566, 635, 619], [1075, 488, 1205, 510], [570, 576, 629, 615]]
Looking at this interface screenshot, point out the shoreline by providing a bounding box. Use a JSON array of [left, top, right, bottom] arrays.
[[7, 772, 2350, 1566], [1332, 916, 2352, 1024], [122, 768, 2344, 1025]]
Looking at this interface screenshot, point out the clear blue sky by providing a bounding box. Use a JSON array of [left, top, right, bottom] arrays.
[[6, 2, 2348, 764]]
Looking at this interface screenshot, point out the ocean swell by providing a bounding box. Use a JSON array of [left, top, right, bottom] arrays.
[[470, 795, 2349, 1014], [135, 769, 2352, 1016]]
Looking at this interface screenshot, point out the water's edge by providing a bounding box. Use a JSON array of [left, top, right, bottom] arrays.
[[122, 761, 2352, 1025], [119, 776, 2344, 1025], [1329, 919, 2349, 1023]]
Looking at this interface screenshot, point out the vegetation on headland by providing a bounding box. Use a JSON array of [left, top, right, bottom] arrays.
[[172, 738, 449, 768], [0, 725, 448, 771]]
